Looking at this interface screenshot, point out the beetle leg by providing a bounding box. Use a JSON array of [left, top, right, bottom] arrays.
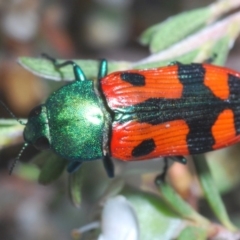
[[98, 59, 108, 80], [41, 53, 87, 81], [102, 154, 114, 178], [67, 161, 82, 173], [155, 156, 187, 183], [42, 53, 76, 68], [155, 158, 169, 183]]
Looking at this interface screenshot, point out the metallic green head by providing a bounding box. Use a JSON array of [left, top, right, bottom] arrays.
[[23, 104, 50, 150]]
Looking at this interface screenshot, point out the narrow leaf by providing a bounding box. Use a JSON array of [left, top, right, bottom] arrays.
[[177, 226, 207, 240], [193, 154, 237, 231], [134, 49, 199, 69], [210, 37, 231, 66], [140, 8, 210, 53], [140, 0, 240, 54], [0, 122, 24, 148], [69, 166, 85, 208], [18, 57, 131, 81], [134, 11, 240, 67], [38, 152, 67, 185], [155, 180, 210, 227], [0, 119, 26, 126]]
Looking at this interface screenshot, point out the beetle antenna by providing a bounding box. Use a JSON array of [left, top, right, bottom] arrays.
[[0, 100, 26, 125], [9, 142, 29, 175]]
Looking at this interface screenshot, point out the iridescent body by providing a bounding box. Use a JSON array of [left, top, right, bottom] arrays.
[[23, 59, 240, 177]]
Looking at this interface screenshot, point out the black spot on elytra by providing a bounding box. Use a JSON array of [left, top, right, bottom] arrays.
[[177, 64, 218, 153], [120, 72, 145, 86], [132, 139, 156, 157]]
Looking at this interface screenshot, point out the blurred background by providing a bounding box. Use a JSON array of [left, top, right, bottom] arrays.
[[1, 0, 240, 239]]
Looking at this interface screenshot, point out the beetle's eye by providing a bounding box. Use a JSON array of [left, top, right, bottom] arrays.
[[29, 105, 42, 118], [34, 136, 50, 150]]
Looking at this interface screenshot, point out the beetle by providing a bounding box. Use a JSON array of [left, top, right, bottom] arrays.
[[5, 56, 240, 178]]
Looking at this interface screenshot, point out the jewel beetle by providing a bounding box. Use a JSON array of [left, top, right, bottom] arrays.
[[5, 56, 240, 177]]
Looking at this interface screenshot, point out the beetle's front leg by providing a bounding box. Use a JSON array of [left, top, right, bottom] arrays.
[[98, 59, 108, 80], [42, 53, 87, 81], [102, 154, 114, 178], [155, 156, 187, 183]]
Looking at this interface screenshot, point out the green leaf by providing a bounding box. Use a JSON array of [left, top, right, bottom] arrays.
[[139, 8, 210, 53], [134, 49, 199, 69], [38, 152, 67, 185], [207, 147, 240, 193], [155, 180, 210, 227], [16, 163, 40, 181], [98, 177, 125, 203], [0, 120, 24, 148], [18, 57, 131, 81], [193, 154, 237, 231], [0, 119, 26, 126], [135, 10, 240, 68], [123, 187, 185, 240], [177, 226, 207, 240], [210, 36, 232, 66], [69, 166, 85, 208], [134, 33, 233, 69], [68, 160, 115, 208]]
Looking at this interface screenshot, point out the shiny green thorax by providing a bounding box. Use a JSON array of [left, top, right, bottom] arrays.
[[23, 61, 112, 174]]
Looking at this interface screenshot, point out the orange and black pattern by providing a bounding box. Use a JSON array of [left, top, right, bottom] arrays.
[[101, 63, 240, 161]]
